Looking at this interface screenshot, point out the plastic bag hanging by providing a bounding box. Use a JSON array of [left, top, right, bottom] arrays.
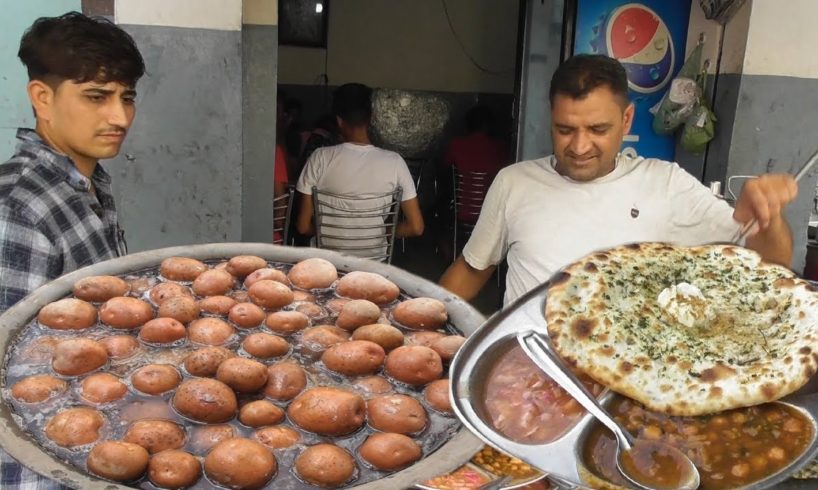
[[680, 61, 718, 154], [680, 104, 717, 154], [651, 43, 705, 136], [699, 0, 748, 24]]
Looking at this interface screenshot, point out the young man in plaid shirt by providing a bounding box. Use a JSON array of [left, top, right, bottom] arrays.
[[0, 12, 145, 488]]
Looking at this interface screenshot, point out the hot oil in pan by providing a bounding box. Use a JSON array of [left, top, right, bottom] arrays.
[[3, 262, 462, 489]]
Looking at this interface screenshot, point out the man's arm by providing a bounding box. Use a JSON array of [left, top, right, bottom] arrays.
[[439, 256, 496, 302], [734, 174, 797, 266], [295, 192, 315, 236], [294, 148, 322, 237], [396, 198, 424, 238]]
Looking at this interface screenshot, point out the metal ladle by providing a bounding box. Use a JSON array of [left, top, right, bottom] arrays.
[[518, 332, 700, 490], [734, 147, 818, 242]]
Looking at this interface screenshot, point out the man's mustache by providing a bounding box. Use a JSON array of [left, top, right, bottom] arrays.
[[96, 127, 127, 136]]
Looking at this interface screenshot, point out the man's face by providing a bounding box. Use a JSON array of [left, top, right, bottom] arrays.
[[35, 79, 136, 163], [551, 86, 634, 182]]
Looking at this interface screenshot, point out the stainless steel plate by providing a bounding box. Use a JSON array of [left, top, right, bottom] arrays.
[[450, 280, 818, 489]]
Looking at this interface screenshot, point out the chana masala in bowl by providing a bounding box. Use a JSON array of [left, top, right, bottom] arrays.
[[580, 397, 815, 489]]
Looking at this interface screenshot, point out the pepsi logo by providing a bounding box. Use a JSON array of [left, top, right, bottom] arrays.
[[604, 3, 674, 94]]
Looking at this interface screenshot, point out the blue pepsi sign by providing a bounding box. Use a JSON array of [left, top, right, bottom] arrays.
[[572, 1, 692, 160]]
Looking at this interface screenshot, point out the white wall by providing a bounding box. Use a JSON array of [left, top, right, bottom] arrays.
[[703, 0, 818, 78], [278, 0, 519, 94], [116, 0, 243, 30], [742, 0, 818, 78]]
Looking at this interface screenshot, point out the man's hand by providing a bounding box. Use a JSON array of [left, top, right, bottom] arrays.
[[733, 174, 797, 235], [734, 174, 796, 266]]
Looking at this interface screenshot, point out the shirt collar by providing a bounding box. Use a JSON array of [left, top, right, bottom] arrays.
[[16, 128, 112, 192]]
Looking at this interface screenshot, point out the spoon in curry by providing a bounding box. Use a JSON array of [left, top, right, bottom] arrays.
[[517, 332, 700, 490]]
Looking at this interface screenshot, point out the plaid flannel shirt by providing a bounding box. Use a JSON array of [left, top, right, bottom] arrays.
[[0, 128, 127, 489]]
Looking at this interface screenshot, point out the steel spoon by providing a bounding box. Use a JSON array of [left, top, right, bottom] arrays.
[[517, 332, 700, 490]]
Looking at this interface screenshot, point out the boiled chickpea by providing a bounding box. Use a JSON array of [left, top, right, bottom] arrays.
[[783, 417, 803, 433], [642, 425, 662, 440], [749, 454, 768, 473], [731, 462, 750, 478], [766, 410, 782, 422], [768, 446, 786, 461]]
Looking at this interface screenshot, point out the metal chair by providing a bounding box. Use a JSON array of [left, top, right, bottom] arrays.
[[405, 158, 424, 190], [452, 167, 492, 256], [273, 185, 295, 245], [311, 186, 403, 263], [452, 167, 502, 291], [401, 158, 425, 253]]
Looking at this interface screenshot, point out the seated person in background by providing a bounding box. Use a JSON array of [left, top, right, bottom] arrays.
[[440, 54, 796, 306], [443, 105, 510, 224], [437, 105, 509, 259], [295, 83, 424, 256], [298, 113, 339, 179], [274, 143, 290, 198], [283, 96, 305, 170], [0, 11, 145, 488], [276, 90, 299, 182]]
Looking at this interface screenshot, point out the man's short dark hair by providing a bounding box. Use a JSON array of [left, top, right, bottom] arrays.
[[465, 105, 496, 134], [549, 54, 629, 106], [332, 83, 373, 127], [18, 11, 145, 88]]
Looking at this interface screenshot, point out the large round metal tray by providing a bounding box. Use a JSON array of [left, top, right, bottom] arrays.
[[451, 279, 818, 489], [0, 243, 485, 489]]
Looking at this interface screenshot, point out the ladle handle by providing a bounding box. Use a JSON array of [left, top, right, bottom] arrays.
[[736, 146, 818, 242], [518, 332, 634, 450]]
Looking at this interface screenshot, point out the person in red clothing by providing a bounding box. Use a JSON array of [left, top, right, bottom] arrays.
[[437, 105, 509, 261], [275, 143, 289, 195], [443, 105, 509, 224]]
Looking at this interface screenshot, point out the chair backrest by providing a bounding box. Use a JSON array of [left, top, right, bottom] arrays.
[[312, 186, 403, 263], [405, 158, 424, 190], [273, 185, 295, 245], [453, 167, 491, 225]]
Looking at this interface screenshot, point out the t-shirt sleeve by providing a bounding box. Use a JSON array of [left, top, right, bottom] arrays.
[[395, 157, 418, 201], [461, 171, 509, 270], [665, 163, 742, 245], [295, 150, 321, 195], [0, 211, 59, 313], [274, 145, 289, 184]]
